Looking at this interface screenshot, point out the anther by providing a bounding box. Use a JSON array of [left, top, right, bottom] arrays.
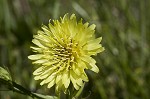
[[54, 55, 58, 57], [70, 56, 74, 62]]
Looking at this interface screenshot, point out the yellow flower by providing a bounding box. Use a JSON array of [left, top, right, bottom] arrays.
[[28, 14, 104, 92]]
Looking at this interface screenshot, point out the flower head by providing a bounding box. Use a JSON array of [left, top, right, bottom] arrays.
[[28, 14, 104, 92]]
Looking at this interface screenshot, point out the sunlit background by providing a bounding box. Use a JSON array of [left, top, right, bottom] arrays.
[[0, 0, 150, 99]]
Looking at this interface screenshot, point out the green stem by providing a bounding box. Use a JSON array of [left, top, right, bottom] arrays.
[[74, 83, 85, 98], [11, 81, 44, 99], [0, 72, 57, 99], [66, 84, 73, 99]]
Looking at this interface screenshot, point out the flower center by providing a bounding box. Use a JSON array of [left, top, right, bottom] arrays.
[[51, 37, 79, 67]]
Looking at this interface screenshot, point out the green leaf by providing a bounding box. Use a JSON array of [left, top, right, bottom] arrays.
[[33, 93, 58, 99], [0, 67, 11, 81]]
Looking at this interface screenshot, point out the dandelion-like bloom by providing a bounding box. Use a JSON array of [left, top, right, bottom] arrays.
[[28, 14, 104, 92]]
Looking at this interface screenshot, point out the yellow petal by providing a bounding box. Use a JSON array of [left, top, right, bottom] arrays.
[[40, 72, 56, 85], [83, 22, 89, 28], [56, 73, 62, 84], [62, 13, 69, 22], [62, 71, 70, 88], [41, 25, 51, 35], [90, 64, 99, 73], [72, 64, 82, 76], [70, 70, 80, 90], [39, 67, 54, 79], [34, 76, 41, 80], [42, 60, 59, 66], [81, 56, 99, 73], [81, 73, 89, 82], [33, 66, 44, 75], [28, 54, 44, 60], [88, 24, 96, 30], [33, 59, 48, 64], [70, 14, 76, 20], [30, 46, 42, 52], [88, 47, 105, 55], [32, 39, 46, 48], [70, 76, 80, 90], [81, 55, 96, 65], [76, 78, 83, 86], [77, 59, 88, 69], [83, 37, 102, 51], [55, 80, 63, 93], [47, 79, 55, 88]]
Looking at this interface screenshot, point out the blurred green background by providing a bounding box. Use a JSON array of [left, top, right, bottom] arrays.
[[0, 0, 150, 99]]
